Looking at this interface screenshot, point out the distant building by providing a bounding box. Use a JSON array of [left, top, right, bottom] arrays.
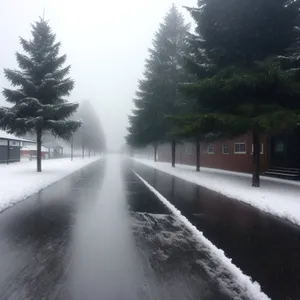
[[43, 141, 64, 159], [141, 129, 300, 180], [21, 132, 72, 159], [20, 143, 48, 160], [0, 130, 34, 163]]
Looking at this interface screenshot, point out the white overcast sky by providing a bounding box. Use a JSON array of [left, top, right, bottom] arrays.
[[0, 0, 196, 150]]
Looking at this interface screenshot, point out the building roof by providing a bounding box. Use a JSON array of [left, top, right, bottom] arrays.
[[21, 144, 48, 152], [43, 141, 64, 149], [0, 130, 35, 143]]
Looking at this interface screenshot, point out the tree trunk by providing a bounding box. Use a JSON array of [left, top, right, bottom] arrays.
[[196, 138, 201, 172], [37, 128, 42, 172], [89, 148, 91, 158], [82, 143, 84, 159], [171, 140, 176, 168], [154, 144, 157, 162], [71, 136, 74, 161], [252, 127, 260, 187], [6, 140, 10, 165]]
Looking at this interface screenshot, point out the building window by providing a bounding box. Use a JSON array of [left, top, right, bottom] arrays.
[[275, 141, 284, 153], [251, 144, 264, 155], [222, 144, 229, 154], [234, 142, 246, 154], [0, 139, 8, 146], [206, 144, 214, 154]]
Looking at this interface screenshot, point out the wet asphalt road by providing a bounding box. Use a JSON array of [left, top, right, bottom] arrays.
[[0, 156, 233, 300], [131, 160, 300, 300], [1, 156, 300, 300]]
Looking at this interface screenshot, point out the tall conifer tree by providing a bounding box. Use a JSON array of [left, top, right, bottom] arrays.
[[179, 0, 300, 186], [127, 5, 190, 166], [0, 18, 81, 172]]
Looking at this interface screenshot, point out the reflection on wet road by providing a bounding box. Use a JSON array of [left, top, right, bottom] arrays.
[[0, 155, 275, 299], [0, 160, 106, 299], [123, 164, 231, 300], [131, 159, 300, 300]]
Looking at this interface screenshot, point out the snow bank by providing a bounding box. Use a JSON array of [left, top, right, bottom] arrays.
[[0, 157, 101, 213], [133, 158, 300, 227], [133, 170, 270, 300]]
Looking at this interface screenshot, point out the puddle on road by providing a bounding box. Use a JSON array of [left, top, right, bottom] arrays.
[[123, 166, 169, 215]]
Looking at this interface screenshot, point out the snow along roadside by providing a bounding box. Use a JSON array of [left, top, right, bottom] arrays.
[[133, 170, 271, 300], [133, 158, 300, 227], [0, 157, 101, 213]]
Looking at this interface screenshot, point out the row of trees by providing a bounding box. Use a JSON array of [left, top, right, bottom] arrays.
[[72, 100, 106, 156], [127, 0, 300, 187], [0, 18, 105, 171]]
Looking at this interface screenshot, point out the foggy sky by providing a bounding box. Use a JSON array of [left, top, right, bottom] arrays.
[[0, 0, 195, 151]]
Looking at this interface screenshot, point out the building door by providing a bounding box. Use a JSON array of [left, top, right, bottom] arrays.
[[271, 129, 300, 168], [9, 146, 20, 162]]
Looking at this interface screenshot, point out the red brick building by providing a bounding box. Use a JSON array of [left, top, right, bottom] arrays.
[[156, 132, 269, 173], [135, 128, 300, 178]]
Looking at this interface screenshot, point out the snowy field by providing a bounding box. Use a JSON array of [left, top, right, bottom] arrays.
[[133, 158, 300, 227], [0, 157, 101, 213]]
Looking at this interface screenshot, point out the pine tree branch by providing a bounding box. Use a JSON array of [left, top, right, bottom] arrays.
[[0, 109, 17, 129], [52, 66, 71, 81], [24, 116, 44, 127], [53, 54, 67, 69], [48, 42, 61, 58], [55, 78, 75, 97], [2, 89, 26, 104], [21, 97, 42, 107], [19, 37, 34, 54], [55, 103, 79, 119], [4, 69, 37, 90], [16, 53, 35, 71], [46, 120, 81, 140], [0, 107, 10, 121]]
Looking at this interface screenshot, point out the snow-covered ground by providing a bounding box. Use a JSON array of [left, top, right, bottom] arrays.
[[0, 157, 101, 213], [133, 158, 300, 227]]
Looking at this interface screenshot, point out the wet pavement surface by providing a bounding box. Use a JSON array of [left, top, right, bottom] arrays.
[[0, 156, 236, 300], [130, 212, 230, 300], [131, 159, 300, 300], [0, 159, 106, 299], [123, 165, 231, 300], [2, 155, 299, 299]]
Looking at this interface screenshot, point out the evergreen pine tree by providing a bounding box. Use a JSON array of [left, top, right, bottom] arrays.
[[187, 0, 300, 67], [127, 5, 190, 165], [0, 18, 81, 172], [178, 0, 300, 186]]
